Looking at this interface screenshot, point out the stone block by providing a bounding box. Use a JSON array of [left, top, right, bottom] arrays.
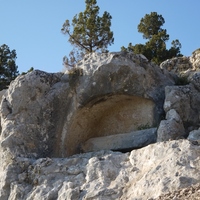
[[81, 128, 157, 153], [187, 129, 200, 144]]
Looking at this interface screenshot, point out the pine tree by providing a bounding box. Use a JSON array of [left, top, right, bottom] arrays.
[[122, 12, 182, 65], [61, 0, 114, 67], [0, 44, 19, 90]]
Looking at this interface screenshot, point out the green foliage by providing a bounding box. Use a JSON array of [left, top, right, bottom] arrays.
[[137, 123, 151, 130], [0, 44, 19, 90], [122, 12, 182, 65], [175, 76, 189, 86], [138, 12, 166, 40], [21, 67, 34, 75], [61, 0, 114, 67]]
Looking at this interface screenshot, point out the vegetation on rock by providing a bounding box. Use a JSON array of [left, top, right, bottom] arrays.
[[21, 67, 34, 75]]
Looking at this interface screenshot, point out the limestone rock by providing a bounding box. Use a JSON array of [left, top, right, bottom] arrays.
[[187, 129, 200, 144], [160, 56, 192, 77], [158, 50, 200, 135], [160, 49, 200, 79], [0, 89, 6, 103], [190, 48, 200, 70], [124, 140, 200, 200], [1, 51, 200, 199], [0, 140, 199, 200], [157, 109, 185, 142], [190, 72, 200, 91], [163, 83, 200, 132], [156, 183, 200, 200], [81, 128, 157, 153], [0, 52, 173, 159]]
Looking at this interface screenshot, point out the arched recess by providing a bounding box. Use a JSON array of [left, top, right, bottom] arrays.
[[60, 95, 156, 157]]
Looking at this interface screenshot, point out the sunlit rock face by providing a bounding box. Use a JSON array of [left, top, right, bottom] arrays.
[[160, 48, 200, 79], [64, 95, 157, 156], [4, 50, 200, 199], [0, 52, 173, 159]]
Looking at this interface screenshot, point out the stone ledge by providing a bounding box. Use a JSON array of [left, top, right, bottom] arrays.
[[81, 128, 157, 153]]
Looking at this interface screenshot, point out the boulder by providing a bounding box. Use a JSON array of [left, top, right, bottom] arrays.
[[187, 129, 200, 144], [81, 128, 157, 153], [157, 109, 185, 142], [190, 72, 200, 91], [160, 56, 192, 78], [163, 81, 200, 132], [160, 48, 200, 82], [160, 51, 200, 131]]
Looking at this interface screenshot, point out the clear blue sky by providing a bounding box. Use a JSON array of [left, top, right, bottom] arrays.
[[0, 1, 199, 73]]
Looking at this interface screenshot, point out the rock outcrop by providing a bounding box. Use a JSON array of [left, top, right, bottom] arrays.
[[1, 140, 200, 200], [157, 109, 185, 142], [0, 50, 200, 199], [160, 48, 200, 79], [0, 52, 173, 159]]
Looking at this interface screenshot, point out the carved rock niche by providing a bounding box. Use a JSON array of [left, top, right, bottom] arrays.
[[58, 94, 156, 157]]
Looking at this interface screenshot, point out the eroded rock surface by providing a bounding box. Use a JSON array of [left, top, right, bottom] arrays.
[[188, 129, 200, 144], [156, 183, 200, 200], [160, 48, 200, 78], [2, 140, 200, 200], [1, 50, 200, 199], [157, 52, 200, 140], [0, 52, 173, 159], [157, 109, 185, 142], [81, 128, 157, 153]]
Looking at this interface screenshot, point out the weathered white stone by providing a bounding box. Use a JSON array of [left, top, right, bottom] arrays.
[[0, 89, 6, 103], [1, 140, 199, 200], [160, 49, 200, 81], [160, 56, 192, 76], [0, 52, 173, 159], [1, 51, 200, 199], [190, 48, 200, 70], [190, 72, 200, 91], [163, 83, 200, 133], [125, 140, 200, 200], [157, 109, 185, 142]]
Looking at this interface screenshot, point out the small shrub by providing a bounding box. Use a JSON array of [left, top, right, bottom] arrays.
[[137, 123, 151, 130], [192, 48, 200, 54], [175, 76, 189, 85]]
